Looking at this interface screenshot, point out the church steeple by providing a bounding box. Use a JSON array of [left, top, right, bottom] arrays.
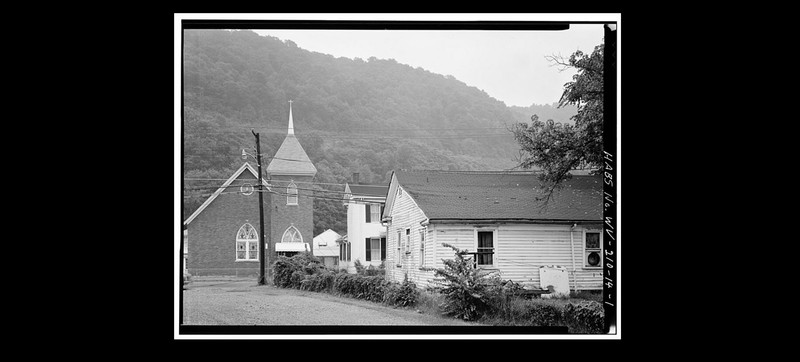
[[287, 100, 294, 135], [266, 100, 317, 177]]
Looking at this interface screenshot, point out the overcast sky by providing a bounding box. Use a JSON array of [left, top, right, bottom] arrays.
[[252, 25, 604, 107]]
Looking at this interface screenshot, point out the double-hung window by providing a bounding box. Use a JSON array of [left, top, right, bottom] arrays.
[[365, 237, 383, 262], [419, 227, 427, 267], [396, 229, 403, 266], [476, 230, 494, 266], [405, 228, 411, 254]]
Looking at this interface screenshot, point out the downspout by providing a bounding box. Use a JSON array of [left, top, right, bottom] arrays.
[[570, 223, 577, 292]]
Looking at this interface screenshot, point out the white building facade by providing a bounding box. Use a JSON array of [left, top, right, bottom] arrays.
[[338, 183, 389, 273]]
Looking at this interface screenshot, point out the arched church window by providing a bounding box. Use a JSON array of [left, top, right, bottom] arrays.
[[236, 223, 259, 261], [281, 225, 303, 243], [287, 181, 298, 205]]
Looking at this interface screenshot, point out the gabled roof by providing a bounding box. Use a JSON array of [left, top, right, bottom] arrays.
[[183, 163, 270, 226], [389, 170, 602, 222]]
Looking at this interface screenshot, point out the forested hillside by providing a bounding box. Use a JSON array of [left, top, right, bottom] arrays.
[[182, 29, 576, 235]]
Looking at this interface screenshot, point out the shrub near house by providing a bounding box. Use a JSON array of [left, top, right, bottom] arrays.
[[272, 252, 418, 307], [272, 250, 604, 333]]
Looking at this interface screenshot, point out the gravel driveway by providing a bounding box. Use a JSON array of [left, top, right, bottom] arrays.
[[182, 279, 477, 326]]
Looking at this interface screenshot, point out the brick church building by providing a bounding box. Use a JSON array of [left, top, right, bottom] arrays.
[[183, 101, 317, 277]]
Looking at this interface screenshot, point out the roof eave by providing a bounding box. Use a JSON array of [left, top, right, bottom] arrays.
[[428, 218, 603, 225]]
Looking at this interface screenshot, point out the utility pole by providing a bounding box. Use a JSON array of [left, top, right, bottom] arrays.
[[252, 129, 268, 286]]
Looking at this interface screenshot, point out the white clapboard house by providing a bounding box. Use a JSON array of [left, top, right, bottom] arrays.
[[337, 180, 389, 273], [382, 170, 604, 291]]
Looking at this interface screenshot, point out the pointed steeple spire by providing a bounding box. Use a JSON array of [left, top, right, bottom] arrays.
[[267, 99, 317, 177], [287, 100, 294, 135]]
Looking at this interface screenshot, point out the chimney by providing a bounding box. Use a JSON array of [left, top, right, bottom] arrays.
[[352, 172, 360, 184]]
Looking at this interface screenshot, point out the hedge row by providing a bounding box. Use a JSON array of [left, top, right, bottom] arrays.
[[272, 253, 418, 308], [273, 252, 603, 333]]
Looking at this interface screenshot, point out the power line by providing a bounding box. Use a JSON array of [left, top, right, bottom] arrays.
[[183, 188, 381, 206], [186, 125, 514, 132], [185, 132, 515, 139], [183, 178, 353, 187]]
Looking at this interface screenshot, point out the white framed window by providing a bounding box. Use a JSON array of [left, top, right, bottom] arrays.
[[287, 181, 298, 205], [235, 223, 259, 261], [405, 228, 411, 254], [281, 225, 303, 243], [370, 203, 381, 224], [339, 241, 351, 261], [419, 227, 427, 267], [584, 230, 603, 268], [396, 229, 402, 266], [366, 237, 381, 262], [474, 228, 496, 267]]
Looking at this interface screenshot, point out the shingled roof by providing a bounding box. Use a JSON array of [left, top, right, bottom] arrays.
[[392, 170, 602, 222], [348, 184, 389, 198], [266, 134, 317, 176]]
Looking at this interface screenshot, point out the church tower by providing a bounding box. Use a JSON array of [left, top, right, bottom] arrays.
[[266, 100, 317, 260]]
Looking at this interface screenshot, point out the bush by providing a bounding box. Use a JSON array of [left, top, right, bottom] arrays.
[[300, 269, 336, 292], [563, 301, 605, 333], [384, 275, 420, 307], [425, 243, 503, 321], [353, 259, 385, 276], [272, 252, 325, 289], [528, 302, 562, 327], [273, 253, 419, 309], [332, 273, 388, 302]]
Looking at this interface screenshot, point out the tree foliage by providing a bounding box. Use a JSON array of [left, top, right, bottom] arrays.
[[511, 43, 605, 202]]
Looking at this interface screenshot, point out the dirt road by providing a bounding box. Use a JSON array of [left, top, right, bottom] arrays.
[[181, 279, 477, 326]]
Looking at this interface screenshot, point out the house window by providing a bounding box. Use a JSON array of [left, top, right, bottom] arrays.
[[366, 237, 381, 262], [405, 228, 411, 253], [419, 227, 427, 267], [585, 231, 602, 268], [477, 231, 494, 266], [281, 225, 303, 243], [371, 203, 381, 223], [396, 229, 402, 266], [236, 223, 259, 261], [287, 181, 298, 205], [339, 241, 351, 261]]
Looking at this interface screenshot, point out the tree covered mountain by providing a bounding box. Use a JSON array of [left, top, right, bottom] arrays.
[[182, 29, 577, 235]]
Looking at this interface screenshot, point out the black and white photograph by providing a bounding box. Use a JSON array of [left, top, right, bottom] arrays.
[[175, 13, 620, 339]]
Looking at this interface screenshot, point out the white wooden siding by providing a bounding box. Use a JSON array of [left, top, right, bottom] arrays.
[[385, 185, 437, 288], [384, 184, 601, 291], [424, 223, 601, 291]]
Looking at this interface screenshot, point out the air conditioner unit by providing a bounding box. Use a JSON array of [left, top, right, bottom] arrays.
[[586, 251, 601, 267]]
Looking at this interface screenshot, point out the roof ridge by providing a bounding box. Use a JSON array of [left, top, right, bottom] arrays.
[[398, 169, 538, 174]]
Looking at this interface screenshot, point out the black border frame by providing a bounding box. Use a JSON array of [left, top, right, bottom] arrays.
[[177, 16, 619, 338]]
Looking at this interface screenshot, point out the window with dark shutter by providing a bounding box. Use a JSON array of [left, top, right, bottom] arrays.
[[365, 238, 372, 261], [365, 204, 371, 223], [381, 237, 386, 261]]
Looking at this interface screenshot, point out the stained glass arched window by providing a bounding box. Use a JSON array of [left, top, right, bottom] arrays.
[[281, 225, 303, 243], [236, 223, 259, 261]]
